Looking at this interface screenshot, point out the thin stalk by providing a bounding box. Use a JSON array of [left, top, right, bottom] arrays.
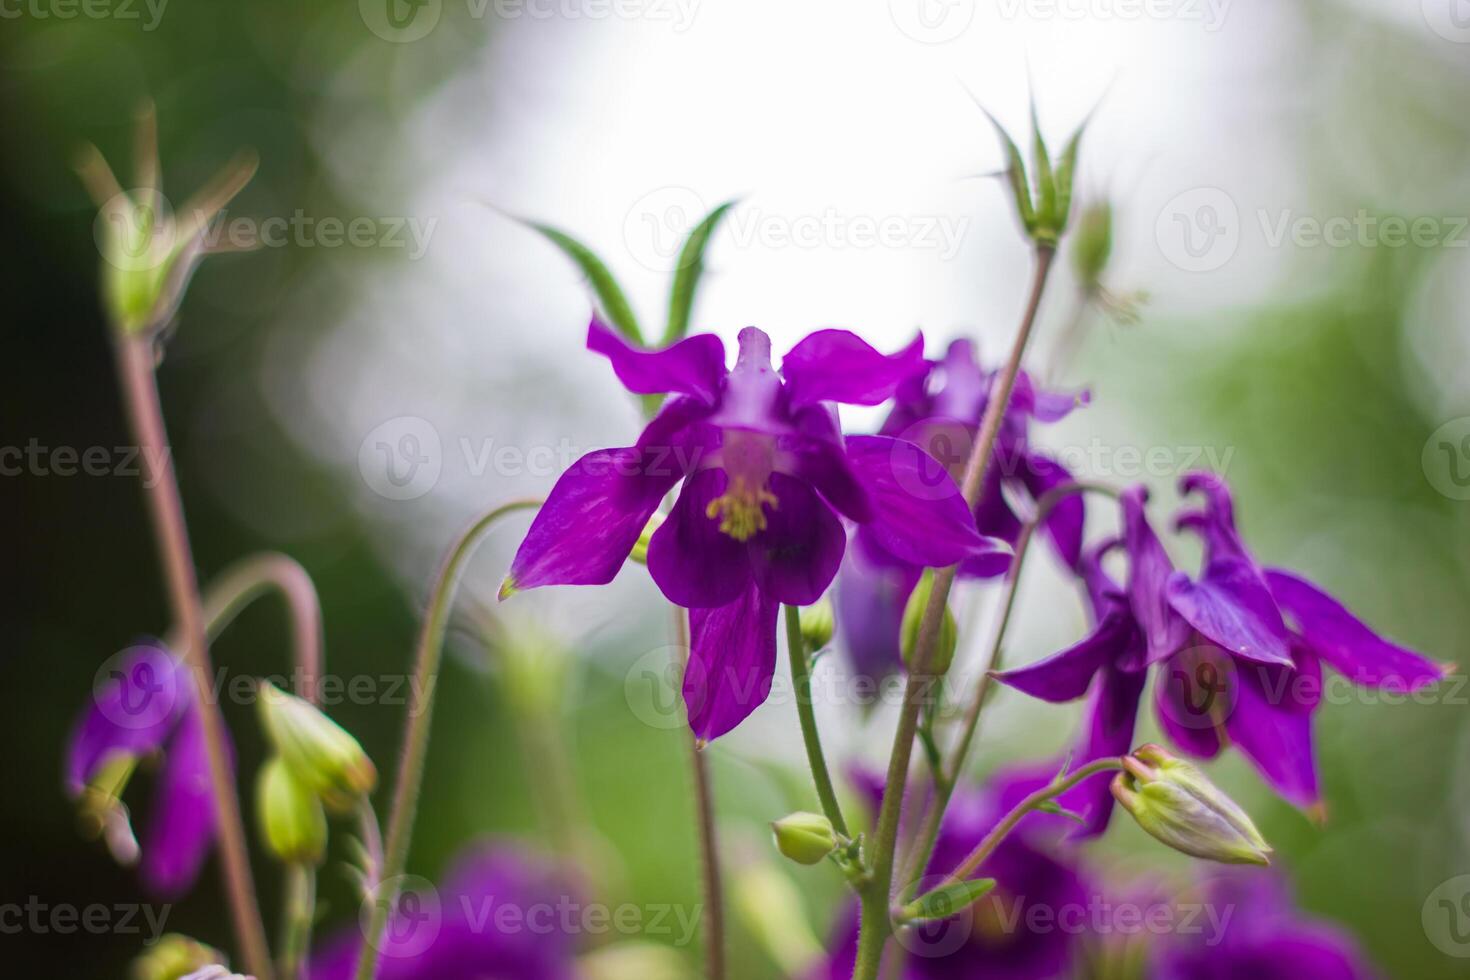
[[197, 552, 324, 703], [278, 865, 317, 980], [353, 498, 542, 980], [674, 608, 726, 980], [784, 605, 849, 837], [851, 246, 1055, 980], [115, 335, 273, 980]]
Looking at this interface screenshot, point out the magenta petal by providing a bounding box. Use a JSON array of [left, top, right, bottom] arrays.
[[1166, 558, 1294, 666], [844, 434, 1009, 568], [780, 330, 926, 409], [749, 474, 845, 605], [586, 317, 727, 405], [506, 446, 683, 594], [1010, 370, 1091, 423], [1061, 664, 1147, 838], [141, 708, 223, 898], [67, 645, 188, 795], [1123, 486, 1192, 665], [1226, 657, 1321, 808], [993, 612, 1125, 703], [647, 468, 752, 608], [1016, 451, 1084, 571], [1154, 648, 1228, 759], [684, 584, 780, 741], [835, 531, 921, 680], [1265, 568, 1448, 690]]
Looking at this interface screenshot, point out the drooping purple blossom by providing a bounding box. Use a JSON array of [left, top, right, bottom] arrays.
[[310, 842, 580, 980], [835, 339, 1088, 679], [65, 643, 226, 898], [1151, 869, 1378, 980], [504, 320, 1007, 741], [819, 769, 1089, 980]]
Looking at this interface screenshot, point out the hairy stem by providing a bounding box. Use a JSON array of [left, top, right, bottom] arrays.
[[278, 864, 317, 980], [115, 335, 273, 980], [674, 608, 726, 980], [353, 498, 542, 980], [784, 605, 850, 837], [851, 245, 1056, 980]]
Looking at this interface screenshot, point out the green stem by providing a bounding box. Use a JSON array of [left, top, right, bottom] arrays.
[[353, 498, 542, 980], [851, 245, 1056, 980], [674, 607, 726, 980], [195, 552, 325, 703], [278, 864, 317, 980], [783, 605, 849, 838], [115, 335, 274, 980]]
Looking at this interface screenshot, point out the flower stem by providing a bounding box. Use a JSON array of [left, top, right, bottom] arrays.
[[278, 864, 317, 980], [674, 608, 726, 980], [851, 245, 1056, 980], [353, 498, 542, 980], [935, 757, 1123, 888], [114, 335, 274, 980], [784, 605, 849, 838]]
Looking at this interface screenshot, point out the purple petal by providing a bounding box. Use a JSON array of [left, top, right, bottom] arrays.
[[1060, 663, 1147, 838], [844, 435, 1010, 569], [780, 405, 874, 523], [1166, 557, 1294, 666], [834, 531, 920, 681], [1177, 470, 1248, 562], [67, 645, 189, 795], [586, 317, 726, 405], [749, 473, 846, 605], [927, 339, 987, 424], [1226, 655, 1321, 808], [684, 584, 780, 741], [140, 708, 223, 898], [780, 330, 926, 409], [993, 612, 1126, 703], [1010, 370, 1091, 423], [647, 468, 753, 608], [1153, 647, 1230, 759], [1265, 568, 1449, 690], [709, 327, 788, 434], [505, 446, 684, 595], [1015, 451, 1084, 571], [1123, 486, 1192, 665]]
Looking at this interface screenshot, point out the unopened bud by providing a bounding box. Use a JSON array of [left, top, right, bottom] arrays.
[[257, 756, 327, 865], [901, 572, 957, 676], [771, 811, 837, 866], [1111, 744, 1271, 866], [798, 597, 835, 651], [258, 682, 376, 812], [130, 933, 225, 980], [1070, 200, 1113, 290], [629, 513, 664, 566]]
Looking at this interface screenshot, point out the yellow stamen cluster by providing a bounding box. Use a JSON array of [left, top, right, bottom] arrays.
[[705, 479, 779, 541]]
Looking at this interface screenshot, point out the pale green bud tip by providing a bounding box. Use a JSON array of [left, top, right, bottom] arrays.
[[258, 682, 377, 810], [771, 811, 837, 866], [629, 513, 664, 566], [498, 574, 519, 601], [901, 571, 957, 676], [1070, 201, 1114, 288], [1112, 744, 1271, 866], [257, 756, 327, 865], [130, 933, 226, 980], [798, 597, 835, 651]]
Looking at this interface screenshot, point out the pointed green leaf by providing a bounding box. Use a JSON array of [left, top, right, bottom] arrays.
[[970, 97, 1035, 234], [1053, 116, 1091, 235], [1035, 800, 1088, 826], [1029, 94, 1056, 229], [525, 221, 643, 344], [664, 199, 736, 346], [899, 879, 997, 924]]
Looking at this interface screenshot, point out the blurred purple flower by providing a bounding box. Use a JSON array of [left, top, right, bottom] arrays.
[[1152, 869, 1377, 980], [65, 643, 226, 898], [310, 842, 580, 980], [836, 339, 1088, 680], [505, 320, 1006, 740], [819, 769, 1089, 980]]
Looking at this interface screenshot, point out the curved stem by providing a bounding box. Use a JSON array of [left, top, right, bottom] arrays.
[[196, 552, 325, 703], [784, 605, 849, 838], [353, 498, 542, 980], [852, 245, 1056, 980], [674, 608, 726, 980], [115, 335, 273, 980]]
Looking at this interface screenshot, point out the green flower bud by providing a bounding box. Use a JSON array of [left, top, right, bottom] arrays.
[[257, 756, 327, 865], [901, 572, 957, 676], [1070, 200, 1114, 290], [973, 93, 1090, 248], [258, 681, 376, 812], [629, 513, 664, 566], [130, 933, 225, 980], [798, 597, 835, 651], [771, 811, 837, 866], [1111, 744, 1271, 866]]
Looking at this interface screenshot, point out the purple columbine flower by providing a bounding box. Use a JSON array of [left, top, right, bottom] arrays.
[[310, 842, 580, 980], [835, 339, 1088, 680], [504, 319, 1007, 741], [65, 643, 226, 898], [1151, 869, 1378, 980], [819, 769, 1089, 980]]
